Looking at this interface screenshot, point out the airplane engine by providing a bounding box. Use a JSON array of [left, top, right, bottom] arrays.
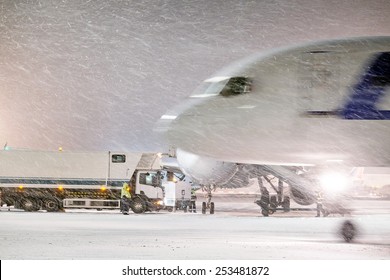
[[289, 185, 316, 206], [176, 148, 239, 186], [219, 165, 251, 188]]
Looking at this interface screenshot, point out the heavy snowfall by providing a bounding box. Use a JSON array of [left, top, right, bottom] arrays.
[[0, 0, 389, 272], [0, 0, 389, 152]]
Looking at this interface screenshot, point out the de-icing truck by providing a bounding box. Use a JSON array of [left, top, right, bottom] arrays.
[[0, 150, 192, 213]]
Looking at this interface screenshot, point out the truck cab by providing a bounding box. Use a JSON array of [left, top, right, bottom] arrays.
[[136, 171, 163, 199]]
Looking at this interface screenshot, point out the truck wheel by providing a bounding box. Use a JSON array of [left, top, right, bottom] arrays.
[[210, 202, 215, 214], [131, 198, 146, 214], [43, 199, 60, 212], [202, 202, 206, 214], [21, 198, 40, 212]]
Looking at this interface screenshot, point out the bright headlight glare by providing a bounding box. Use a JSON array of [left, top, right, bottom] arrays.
[[319, 172, 349, 193], [156, 200, 164, 205]]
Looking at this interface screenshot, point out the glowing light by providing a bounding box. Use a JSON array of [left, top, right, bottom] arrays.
[[237, 105, 256, 109], [18, 185, 24, 190], [204, 76, 230, 83], [320, 172, 349, 193], [190, 93, 219, 98], [160, 115, 177, 120], [57, 186, 64, 191], [100, 186, 107, 192], [156, 199, 164, 205]]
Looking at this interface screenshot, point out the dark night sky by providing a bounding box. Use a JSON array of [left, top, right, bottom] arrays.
[[1, 0, 389, 152]]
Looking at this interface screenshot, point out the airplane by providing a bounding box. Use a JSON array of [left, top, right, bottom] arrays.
[[156, 36, 390, 241]]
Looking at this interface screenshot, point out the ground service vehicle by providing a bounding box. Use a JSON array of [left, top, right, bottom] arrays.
[[0, 150, 169, 213], [163, 177, 194, 212]]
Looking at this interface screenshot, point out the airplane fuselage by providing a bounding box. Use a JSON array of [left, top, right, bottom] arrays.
[[162, 37, 390, 168]]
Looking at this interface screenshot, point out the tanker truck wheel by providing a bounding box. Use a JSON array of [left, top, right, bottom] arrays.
[[131, 197, 146, 214], [21, 198, 41, 212], [43, 199, 60, 212]]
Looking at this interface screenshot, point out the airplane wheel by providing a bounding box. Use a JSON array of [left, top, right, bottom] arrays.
[[340, 220, 357, 242], [261, 209, 269, 217], [282, 196, 290, 212], [270, 195, 277, 210], [202, 202, 206, 214], [210, 202, 215, 214]]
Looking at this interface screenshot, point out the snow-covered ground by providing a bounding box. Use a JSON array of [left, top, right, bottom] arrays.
[[1, 195, 389, 260]]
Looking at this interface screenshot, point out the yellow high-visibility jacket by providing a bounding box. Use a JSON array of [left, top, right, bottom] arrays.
[[121, 182, 131, 198]]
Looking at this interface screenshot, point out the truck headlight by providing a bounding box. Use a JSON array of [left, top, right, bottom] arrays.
[[156, 199, 164, 206]]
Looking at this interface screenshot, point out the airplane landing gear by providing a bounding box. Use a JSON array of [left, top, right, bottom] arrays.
[[210, 202, 215, 214], [255, 176, 290, 216], [201, 201, 215, 214], [201, 185, 216, 214]]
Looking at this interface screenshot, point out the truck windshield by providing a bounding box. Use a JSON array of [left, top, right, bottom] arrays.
[[139, 172, 157, 186]]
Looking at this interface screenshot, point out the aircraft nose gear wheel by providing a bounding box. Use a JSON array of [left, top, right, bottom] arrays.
[[201, 201, 215, 214], [201, 185, 216, 214], [210, 202, 215, 214], [340, 220, 357, 242]]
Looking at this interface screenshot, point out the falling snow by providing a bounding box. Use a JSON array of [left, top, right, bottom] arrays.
[[0, 0, 389, 152]]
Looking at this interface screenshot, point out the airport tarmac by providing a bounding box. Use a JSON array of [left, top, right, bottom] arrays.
[[0, 195, 389, 260]]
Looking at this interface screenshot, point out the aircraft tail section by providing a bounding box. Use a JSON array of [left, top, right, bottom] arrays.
[[342, 52, 390, 120]]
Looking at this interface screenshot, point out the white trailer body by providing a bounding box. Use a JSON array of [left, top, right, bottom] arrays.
[[0, 150, 162, 184], [0, 150, 164, 211], [1, 150, 133, 186]]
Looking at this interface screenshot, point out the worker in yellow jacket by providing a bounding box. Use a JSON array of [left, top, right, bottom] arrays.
[[121, 181, 132, 215]]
